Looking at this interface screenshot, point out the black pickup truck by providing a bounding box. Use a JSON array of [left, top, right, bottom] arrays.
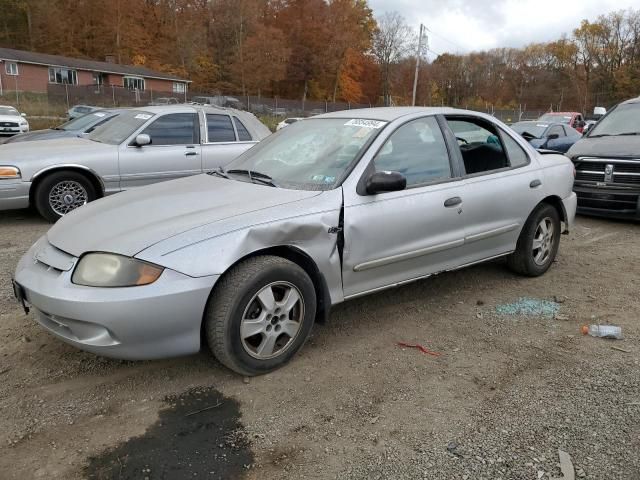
[[566, 97, 640, 220]]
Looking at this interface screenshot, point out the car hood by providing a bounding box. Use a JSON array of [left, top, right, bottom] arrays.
[[0, 137, 112, 160], [0, 114, 23, 123], [47, 174, 322, 258], [567, 135, 640, 159], [2, 129, 76, 144]]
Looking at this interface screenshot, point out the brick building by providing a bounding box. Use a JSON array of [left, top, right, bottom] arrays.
[[0, 47, 189, 97]]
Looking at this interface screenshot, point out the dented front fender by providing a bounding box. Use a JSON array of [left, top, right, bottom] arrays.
[[136, 188, 345, 304]]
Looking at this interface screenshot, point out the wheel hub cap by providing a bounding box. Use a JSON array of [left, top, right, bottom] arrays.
[[49, 181, 88, 216], [240, 281, 304, 360], [532, 217, 554, 266]]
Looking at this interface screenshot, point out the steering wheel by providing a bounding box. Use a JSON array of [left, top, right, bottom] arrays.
[[456, 136, 468, 145]]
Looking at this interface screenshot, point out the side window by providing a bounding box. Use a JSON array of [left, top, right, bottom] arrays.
[[548, 125, 565, 137], [233, 117, 252, 141], [446, 117, 509, 175], [206, 114, 236, 142], [140, 113, 198, 145], [501, 133, 530, 168], [372, 116, 451, 187]]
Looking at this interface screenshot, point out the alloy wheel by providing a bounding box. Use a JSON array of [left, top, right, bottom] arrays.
[[240, 281, 305, 360]]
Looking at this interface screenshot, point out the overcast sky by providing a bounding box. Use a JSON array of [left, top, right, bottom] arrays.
[[368, 0, 640, 57]]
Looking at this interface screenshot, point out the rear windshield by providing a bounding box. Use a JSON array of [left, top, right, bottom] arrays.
[[588, 103, 640, 137]]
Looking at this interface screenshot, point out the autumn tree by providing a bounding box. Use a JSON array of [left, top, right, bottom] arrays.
[[371, 11, 413, 106]]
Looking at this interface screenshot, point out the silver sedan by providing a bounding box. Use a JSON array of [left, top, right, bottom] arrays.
[[13, 107, 577, 375], [0, 105, 270, 221]]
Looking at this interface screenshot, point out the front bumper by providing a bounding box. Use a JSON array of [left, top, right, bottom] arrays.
[[0, 180, 30, 210], [0, 126, 28, 136], [574, 184, 640, 220], [13, 236, 218, 360]]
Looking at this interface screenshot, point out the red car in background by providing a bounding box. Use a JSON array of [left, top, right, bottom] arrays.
[[538, 112, 586, 133]]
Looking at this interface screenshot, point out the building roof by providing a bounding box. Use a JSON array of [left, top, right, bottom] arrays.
[[0, 47, 189, 83]]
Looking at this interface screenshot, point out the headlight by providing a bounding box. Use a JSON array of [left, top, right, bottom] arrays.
[[19, 121, 28, 126], [0, 166, 21, 179], [72, 253, 164, 287]]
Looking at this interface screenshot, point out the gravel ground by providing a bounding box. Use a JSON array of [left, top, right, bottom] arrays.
[[0, 208, 638, 479]]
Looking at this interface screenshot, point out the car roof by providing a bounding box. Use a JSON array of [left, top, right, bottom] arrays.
[[0, 105, 19, 109], [314, 106, 480, 122]]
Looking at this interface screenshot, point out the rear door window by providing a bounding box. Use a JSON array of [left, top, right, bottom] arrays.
[[206, 114, 236, 142], [446, 117, 510, 175]]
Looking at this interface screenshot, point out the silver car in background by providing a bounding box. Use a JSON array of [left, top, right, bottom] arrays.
[[13, 107, 576, 376], [0, 105, 271, 221], [2, 109, 125, 144]]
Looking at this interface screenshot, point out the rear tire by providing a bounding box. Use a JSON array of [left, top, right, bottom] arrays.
[[204, 256, 316, 376], [507, 203, 561, 277], [34, 171, 96, 222]]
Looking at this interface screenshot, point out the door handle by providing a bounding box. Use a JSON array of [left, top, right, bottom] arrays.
[[530, 179, 542, 188], [444, 196, 462, 208], [185, 151, 198, 156]]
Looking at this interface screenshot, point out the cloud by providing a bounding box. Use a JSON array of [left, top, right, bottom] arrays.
[[368, 0, 640, 56]]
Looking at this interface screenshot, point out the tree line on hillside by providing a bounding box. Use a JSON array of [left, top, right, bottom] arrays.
[[1, 0, 639, 112]]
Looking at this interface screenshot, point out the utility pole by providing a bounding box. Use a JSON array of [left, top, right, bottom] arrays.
[[412, 24, 426, 106]]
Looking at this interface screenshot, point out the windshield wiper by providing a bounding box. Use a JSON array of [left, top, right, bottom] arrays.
[[619, 132, 640, 136], [226, 169, 278, 187], [208, 167, 229, 179]]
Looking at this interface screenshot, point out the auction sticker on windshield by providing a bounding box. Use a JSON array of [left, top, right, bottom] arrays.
[[135, 114, 152, 120], [344, 119, 387, 129]]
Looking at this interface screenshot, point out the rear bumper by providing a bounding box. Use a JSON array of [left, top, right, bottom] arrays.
[[574, 184, 640, 220], [14, 237, 218, 360], [0, 180, 30, 210]]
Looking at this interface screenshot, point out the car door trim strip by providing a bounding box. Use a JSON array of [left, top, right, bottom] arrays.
[[464, 223, 520, 244], [353, 238, 465, 272]]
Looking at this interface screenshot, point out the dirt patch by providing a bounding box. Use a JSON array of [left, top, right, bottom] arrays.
[[0, 208, 639, 479]]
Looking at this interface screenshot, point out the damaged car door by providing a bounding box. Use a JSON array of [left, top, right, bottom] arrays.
[[341, 116, 466, 298]]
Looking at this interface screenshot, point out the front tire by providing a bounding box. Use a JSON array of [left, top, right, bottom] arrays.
[[34, 171, 97, 222], [205, 256, 317, 376], [507, 203, 561, 277]]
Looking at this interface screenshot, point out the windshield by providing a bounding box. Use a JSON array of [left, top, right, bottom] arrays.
[[58, 111, 115, 131], [0, 107, 19, 116], [539, 114, 571, 124], [224, 118, 386, 190], [589, 103, 640, 136], [511, 122, 548, 138], [88, 110, 154, 145]]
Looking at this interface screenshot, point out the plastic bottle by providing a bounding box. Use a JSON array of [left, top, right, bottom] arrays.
[[581, 324, 623, 339]]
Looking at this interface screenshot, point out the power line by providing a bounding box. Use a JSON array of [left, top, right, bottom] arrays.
[[424, 26, 465, 52]]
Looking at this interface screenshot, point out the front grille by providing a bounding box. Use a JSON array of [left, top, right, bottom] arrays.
[[576, 189, 639, 211], [575, 157, 640, 186], [576, 172, 603, 182], [0, 122, 18, 127]]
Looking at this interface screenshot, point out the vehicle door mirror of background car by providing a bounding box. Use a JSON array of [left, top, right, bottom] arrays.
[[134, 133, 151, 147], [547, 133, 560, 140], [20, 113, 27, 117], [365, 171, 407, 195]]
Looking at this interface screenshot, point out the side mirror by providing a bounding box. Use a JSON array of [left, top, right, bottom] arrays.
[[365, 171, 406, 195], [21, 113, 27, 117], [134, 133, 151, 147], [547, 133, 559, 140]]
